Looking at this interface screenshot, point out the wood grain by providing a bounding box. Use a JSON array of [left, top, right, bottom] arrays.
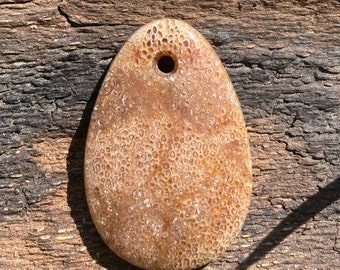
[[1, 0, 339, 269]]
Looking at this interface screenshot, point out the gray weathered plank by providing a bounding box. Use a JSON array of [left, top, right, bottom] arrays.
[[0, 0, 339, 269]]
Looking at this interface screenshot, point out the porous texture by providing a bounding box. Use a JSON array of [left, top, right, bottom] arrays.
[[84, 18, 252, 270]]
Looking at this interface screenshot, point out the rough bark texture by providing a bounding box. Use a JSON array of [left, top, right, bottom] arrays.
[[0, 0, 339, 269]]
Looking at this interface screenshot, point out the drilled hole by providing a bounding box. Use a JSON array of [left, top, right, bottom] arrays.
[[157, 55, 175, 73]]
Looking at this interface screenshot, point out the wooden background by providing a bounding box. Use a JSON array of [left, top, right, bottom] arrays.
[[0, 0, 339, 269]]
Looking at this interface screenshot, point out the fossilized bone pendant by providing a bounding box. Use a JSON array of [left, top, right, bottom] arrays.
[[85, 18, 252, 270]]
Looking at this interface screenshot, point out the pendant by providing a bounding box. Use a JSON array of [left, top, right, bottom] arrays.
[[85, 18, 252, 270]]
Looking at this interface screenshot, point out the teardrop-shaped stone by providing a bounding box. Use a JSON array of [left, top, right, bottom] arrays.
[[85, 18, 252, 270]]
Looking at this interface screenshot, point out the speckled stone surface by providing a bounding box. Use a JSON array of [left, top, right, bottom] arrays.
[[84, 18, 252, 270]]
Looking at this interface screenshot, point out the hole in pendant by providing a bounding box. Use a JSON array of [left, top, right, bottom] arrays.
[[157, 55, 176, 73]]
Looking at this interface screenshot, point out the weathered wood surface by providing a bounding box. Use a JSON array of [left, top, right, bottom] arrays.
[[0, 0, 339, 269]]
